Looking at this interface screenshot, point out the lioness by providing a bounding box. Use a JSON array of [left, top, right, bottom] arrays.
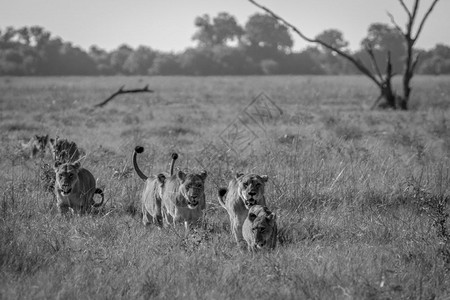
[[161, 169, 207, 231], [242, 205, 277, 252], [133, 146, 178, 227], [218, 173, 268, 248], [21, 134, 51, 158], [54, 160, 104, 214]]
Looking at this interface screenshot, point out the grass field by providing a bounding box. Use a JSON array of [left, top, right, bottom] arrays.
[[1, 75, 450, 299]]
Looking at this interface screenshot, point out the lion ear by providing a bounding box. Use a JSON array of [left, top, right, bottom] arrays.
[[236, 173, 244, 179], [54, 161, 62, 170], [263, 206, 272, 215], [157, 173, 166, 184], [266, 212, 276, 222], [260, 175, 268, 182], [199, 171, 207, 181], [248, 213, 257, 222], [177, 171, 186, 182], [73, 161, 81, 170]]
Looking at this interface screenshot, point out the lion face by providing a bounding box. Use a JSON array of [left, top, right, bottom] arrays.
[[178, 170, 207, 209], [23, 134, 49, 158], [236, 173, 268, 209], [34, 134, 49, 152], [54, 161, 80, 196], [245, 205, 277, 250]]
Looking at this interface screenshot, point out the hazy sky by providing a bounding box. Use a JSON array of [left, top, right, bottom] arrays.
[[1, 0, 449, 52]]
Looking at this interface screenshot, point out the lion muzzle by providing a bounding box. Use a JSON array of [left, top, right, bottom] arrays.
[[187, 195, 199, 208], [244, 198, 257, 208], [59, 185, 72, 196], [256, 240, 266, 249]]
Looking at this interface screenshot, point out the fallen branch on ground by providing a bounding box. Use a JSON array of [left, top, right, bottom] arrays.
[[94, 85, 154, 108]]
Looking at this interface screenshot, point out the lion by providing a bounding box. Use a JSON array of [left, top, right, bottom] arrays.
[[21, 134, 51, 158], [218, 173, 268, 248], [242, 205, 277, 252], [54, 160, 104, 215], [133, 146, 178, 227], [49, 137, 84, 163]]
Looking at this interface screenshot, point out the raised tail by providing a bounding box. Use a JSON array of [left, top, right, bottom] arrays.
[[170, 153, 178, 176], [92, 188, 104, 208], [133, 146, 148, 181], [218, 188, 228, 209]]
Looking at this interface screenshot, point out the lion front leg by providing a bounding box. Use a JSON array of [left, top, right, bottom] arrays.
[[231, 213, 248, 250], [142, 209, 151, 226], [231, 222, 246, 247]]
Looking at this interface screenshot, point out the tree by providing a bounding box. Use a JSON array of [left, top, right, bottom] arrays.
[[315, 29, 348, 53], [123, 46, 157, 75], [315, 29, 350, 74], [179, 47, 218, 75], [212, 12, 244, 45], [248, 0, 441, 110], [244, 13, 293, 51], [433, 44, 450, 59], [109, 44, 133, 74], [418, 43, 450, 74], [148, 53, 182, 75], [192, 12, 244, 47], [89, 46, 112, 75], [361, 23, 405, 73]]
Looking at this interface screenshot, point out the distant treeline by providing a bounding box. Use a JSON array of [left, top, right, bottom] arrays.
[[1, 12, 450, 76]]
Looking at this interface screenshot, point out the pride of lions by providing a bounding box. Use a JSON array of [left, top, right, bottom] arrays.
[[23, 134, 277, 253]]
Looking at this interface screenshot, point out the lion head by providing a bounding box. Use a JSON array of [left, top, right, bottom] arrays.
[[22, 134, 50, 158], [243, 205, 277, 251], [177, 170, 207, 209], [50, 138, 82, 163], [54, 161, 81, 196], [236, 173, 268, 209]]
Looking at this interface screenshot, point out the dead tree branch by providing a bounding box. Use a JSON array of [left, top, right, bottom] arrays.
[[247, 0, 382, 89], [94, 85, 154, 108], [413, 0, 440, 42], [248, 0, 441, 110], [365, 43, 384, 82]]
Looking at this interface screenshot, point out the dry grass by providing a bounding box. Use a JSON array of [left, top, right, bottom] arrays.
[[1, 75, 450, 299]]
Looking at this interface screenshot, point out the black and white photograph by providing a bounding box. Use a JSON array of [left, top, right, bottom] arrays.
[[1, 0, 450, 298]]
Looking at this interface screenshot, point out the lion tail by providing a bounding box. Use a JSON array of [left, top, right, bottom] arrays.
[[133, 146, 148, 181], [92, 188, 104, 208], [218, 188, 228, 208], [170, 153, 178, 176]]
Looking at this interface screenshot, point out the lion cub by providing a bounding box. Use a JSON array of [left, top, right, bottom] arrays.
[[54, 160, 104, 214], [242, 205, 277, 252]]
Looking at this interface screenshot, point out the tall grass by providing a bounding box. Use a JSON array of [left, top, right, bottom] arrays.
[[1, 75, 450, 299]]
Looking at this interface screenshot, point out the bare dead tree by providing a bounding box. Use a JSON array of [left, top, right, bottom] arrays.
[[94, 85, 154, 108], [248, 0, 440, 110]]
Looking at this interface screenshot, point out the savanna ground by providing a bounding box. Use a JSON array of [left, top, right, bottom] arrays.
[[1, 75, 450, 299]]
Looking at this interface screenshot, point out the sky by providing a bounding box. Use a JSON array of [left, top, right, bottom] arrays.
[[1, 0, 449, 53]]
